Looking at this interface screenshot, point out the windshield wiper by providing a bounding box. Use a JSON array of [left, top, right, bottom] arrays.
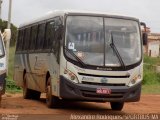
[[110, 32, 125, 69], [64, 46, 86, 67]]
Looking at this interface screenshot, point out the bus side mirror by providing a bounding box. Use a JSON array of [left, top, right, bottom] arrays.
[[2, 29, 11, 42], [142, 33, 148, 45]]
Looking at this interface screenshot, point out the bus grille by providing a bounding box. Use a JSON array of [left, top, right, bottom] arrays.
[[81, 81, 126, 86]]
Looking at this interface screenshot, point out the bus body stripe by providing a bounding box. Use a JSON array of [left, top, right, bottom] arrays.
[[24, 54, 29, 71], [20, 54, 25, 68]]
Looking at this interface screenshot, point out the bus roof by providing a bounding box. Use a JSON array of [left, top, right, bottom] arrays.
[[19, 10, 139, 28]]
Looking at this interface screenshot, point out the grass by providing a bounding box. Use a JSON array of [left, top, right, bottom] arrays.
[[142, 85, 160, 94], [143, 65, 160, 85], [144, 55, 160, 65], [8, 46, 15, 80], [6, 46, 22, 93], [141, 55, 160, 94], [6, 79, 22, 93], [143, 55, 160, 85]]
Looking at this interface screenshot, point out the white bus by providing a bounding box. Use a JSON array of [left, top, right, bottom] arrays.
[[14, 10, 147, 110], [0, 30, 7, 102]]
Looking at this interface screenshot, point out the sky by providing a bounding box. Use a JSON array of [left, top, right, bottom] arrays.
[[1, 0, 160, 33]]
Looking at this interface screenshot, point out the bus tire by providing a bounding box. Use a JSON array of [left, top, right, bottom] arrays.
[[46, 77, 60, 108], [23, 74, 41, 100], [31, 90, 41, 100], [23, 74, 32, 99], [110, 102, 124, 111]]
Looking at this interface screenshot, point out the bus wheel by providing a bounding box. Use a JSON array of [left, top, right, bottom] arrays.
[[31, 90, 41, 100], [110, 102, 124, 111], [46, 77, 60, 108], [23, 74, 41, 100]]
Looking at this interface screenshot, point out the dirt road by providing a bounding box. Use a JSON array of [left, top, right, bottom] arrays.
[[0, 93, 160, 119]]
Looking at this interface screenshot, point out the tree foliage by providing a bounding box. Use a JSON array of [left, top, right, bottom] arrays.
[[0, 19, 18, 46]]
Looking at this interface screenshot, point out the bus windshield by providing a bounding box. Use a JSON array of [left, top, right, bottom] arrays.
[[0, 36, 4, 57], [65, 16, 141, 67]]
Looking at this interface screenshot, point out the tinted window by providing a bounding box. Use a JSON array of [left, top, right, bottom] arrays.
[[30, 25, 38, 50], [16, 30, 21, 51], [44, 17, 62, 51], [17, 29, 24, 51], [36, 23, 46, 50], [44, 21, 55, 49], [23, 27, 31, 50], [53, 17, 63, 63]]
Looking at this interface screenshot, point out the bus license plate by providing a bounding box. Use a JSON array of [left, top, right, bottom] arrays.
[[96, 88, 111, 94]]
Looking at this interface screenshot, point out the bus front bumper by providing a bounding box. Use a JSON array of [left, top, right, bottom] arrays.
[[60, 76, 141, 102], [0, 73, 6, 95]]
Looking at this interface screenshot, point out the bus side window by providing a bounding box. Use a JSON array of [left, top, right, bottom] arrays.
[[44, 21, 55, 50], [16, 30, 21, 51], [36, 23, 46, 50], [30, 25, 38, 51], [18, 29, 24, 51], [54, 17, 63, 63], [23, 27, 31, 51], [21, 29, 26, 51]]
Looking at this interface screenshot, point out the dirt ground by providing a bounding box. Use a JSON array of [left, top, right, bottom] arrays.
[[0, 93, 160, 120]]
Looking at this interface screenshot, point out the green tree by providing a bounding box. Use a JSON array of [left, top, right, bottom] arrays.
[[0, 19, 18, 46]]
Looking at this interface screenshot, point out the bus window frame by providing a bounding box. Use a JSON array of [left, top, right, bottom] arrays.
[[35, 22, 46, 52], [29, 24, 38, 52], [43, 20, 55, 51], [43, 16, 63, 52], [17, 29, 25, 52], [15, 16, 63, 54], [23, 27, 31, 52]]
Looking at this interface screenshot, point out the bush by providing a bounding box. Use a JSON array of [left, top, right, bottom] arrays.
[[6, 79, 22, 93], [143, 56, 160, 85]]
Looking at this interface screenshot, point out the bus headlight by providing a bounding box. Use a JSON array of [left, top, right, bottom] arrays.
[[64, 69, 79, 83], [128, 75, 142, 87]]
